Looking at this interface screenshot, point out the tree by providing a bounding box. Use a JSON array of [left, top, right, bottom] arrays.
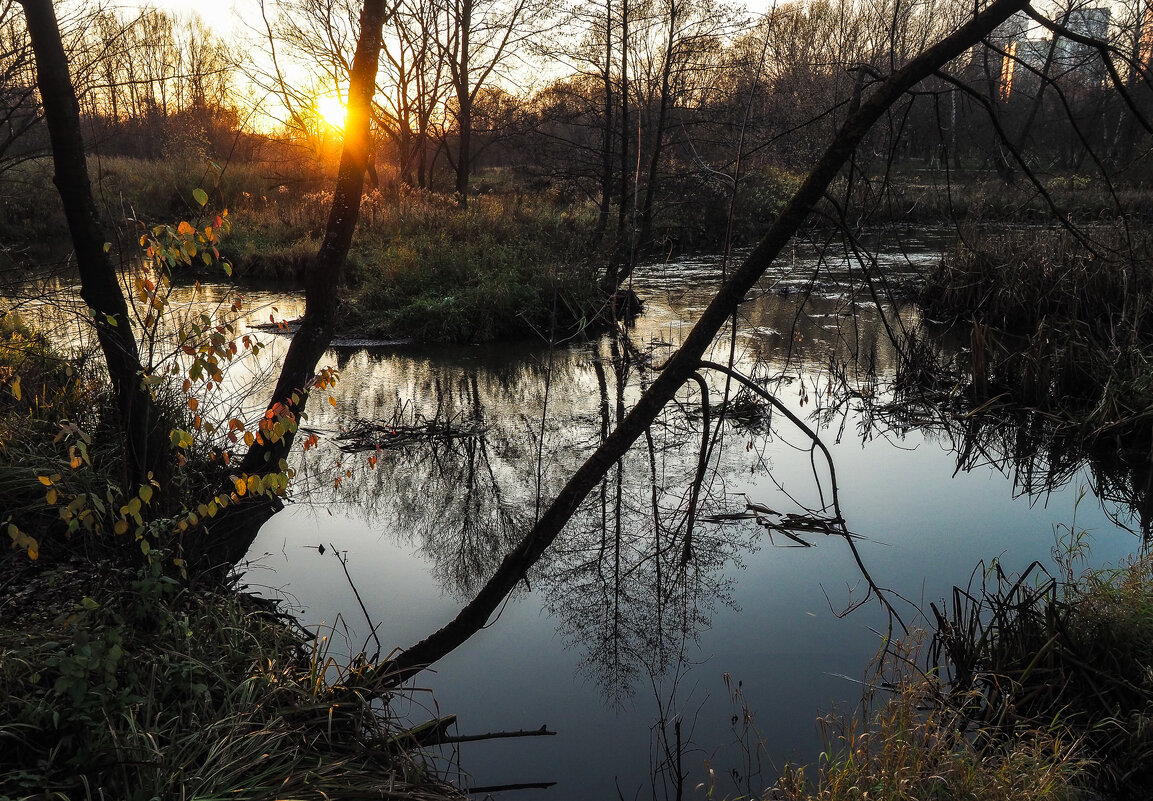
[[440, 0, 546, 202], [19, 0, 163, 486], [19, 0, 390, 570]]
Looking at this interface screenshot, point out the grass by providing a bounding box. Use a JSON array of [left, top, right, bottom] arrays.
[[0, 316, 460, 800], [0, 552, 461, 800], [907, 225, 1153, 456], [222, 183, 607, 342], [769, 540, 1153, 801], [768, 631, 1088, 801], [928, 549, 1153, 797]]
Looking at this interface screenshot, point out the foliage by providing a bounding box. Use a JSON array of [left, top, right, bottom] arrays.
[[769, 633, 1088, 801], [0, 189, 319, 569], [0, 554, 462, 800]]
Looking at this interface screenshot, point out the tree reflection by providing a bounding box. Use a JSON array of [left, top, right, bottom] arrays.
[[298, 335, 774, 700], [874, 384, 1153, 541]]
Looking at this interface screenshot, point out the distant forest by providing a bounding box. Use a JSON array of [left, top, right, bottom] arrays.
[[2, 0, 1150, 227]]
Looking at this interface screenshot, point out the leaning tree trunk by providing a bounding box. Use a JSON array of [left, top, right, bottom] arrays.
[[190, 0, 391, 572], [19, 0, 162, 487], [374, 0, 1032, 686], [238, 0, 388, 478]]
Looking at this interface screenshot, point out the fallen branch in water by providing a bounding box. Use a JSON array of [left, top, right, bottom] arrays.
[[335, 415, 488, 452]]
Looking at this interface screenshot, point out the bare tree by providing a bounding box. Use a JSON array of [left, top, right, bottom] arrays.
[[440, 0, 548, 202]]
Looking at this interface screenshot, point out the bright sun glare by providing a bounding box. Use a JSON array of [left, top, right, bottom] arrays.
[[316, 95, 346, 129]]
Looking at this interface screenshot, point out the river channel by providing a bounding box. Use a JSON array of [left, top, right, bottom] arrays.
[[13, 232, 1148, 799]]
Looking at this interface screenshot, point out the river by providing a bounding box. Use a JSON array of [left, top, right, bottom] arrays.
[[11, 232, 1146, 799]]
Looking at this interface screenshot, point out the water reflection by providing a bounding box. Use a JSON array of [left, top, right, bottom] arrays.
[[11, 236, 1148, 799], [879, 387, 1153, 540]]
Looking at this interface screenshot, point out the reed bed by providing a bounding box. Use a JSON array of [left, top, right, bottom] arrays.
[[929, 551, 1153, 798], [771, 545, 1153, 800], [909, 226, 1153, 456]]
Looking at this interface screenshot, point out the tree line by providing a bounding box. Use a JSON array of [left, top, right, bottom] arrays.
[[4, 0, 1153, 252]]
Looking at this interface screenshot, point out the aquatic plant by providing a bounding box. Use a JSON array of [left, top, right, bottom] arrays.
[[930, 551, 1153, 797], [909, 225, 1153, 458]]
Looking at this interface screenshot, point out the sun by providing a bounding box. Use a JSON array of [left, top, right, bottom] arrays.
[[316, 95, 346, 130]]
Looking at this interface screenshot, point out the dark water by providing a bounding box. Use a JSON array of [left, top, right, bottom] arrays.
[[9, 236, 1143, 799], [232, 236, 1142, 800]]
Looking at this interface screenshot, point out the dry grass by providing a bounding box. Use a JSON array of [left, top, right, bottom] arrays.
[[769, 632, 1088, 801], [908, 225, 1153, 455]]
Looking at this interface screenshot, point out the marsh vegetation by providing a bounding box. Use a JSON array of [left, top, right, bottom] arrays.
[[8, 0, 1153, 797]]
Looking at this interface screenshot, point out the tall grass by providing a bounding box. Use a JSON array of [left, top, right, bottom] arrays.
[[910, 226, 1153, 454], [770, 632, 1088, 801], [222, 184, 605, 342], [0, 554, 461, 800], [930, 551, 1153, 797]]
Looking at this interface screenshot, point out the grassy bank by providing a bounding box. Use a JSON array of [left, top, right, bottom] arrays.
[[907, 225, 1153, 458], [0, 319, 460, 800], [223, 186, 607, 343], [0, 552, 461, 800], [773, 548, 1153, 800]]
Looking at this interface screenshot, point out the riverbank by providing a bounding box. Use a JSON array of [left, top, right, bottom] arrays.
[[910, 225, 1153, 460], [0, 317, 461, 800], [0, 550, 464, 800], [773, 548, 1153, 800], [8, 154, 1152, 346]]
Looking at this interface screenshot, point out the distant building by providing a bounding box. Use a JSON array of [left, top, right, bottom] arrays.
[[989, 6, 1112, 100], [1053, 6, 1111, 85]]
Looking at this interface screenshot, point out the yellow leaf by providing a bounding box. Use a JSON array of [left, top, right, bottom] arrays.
[[178, 221, 195, 236], [37, 475, 53, 486], [10, 376, 20, 400], [46, 488, 57, 505], [114, 519, 129, 535]]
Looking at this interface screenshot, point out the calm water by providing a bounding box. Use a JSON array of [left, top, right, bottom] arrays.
[[239, 237, 1139, 800], [11, 235, 1145, 799]]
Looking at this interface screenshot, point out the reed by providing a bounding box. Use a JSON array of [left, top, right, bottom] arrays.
[[929, 550, 1153, 797], [908, 226, 1153, 455]]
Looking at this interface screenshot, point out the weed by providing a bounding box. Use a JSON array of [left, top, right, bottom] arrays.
[[0, 553, 462, 800], [771, 631, 1088, 801]]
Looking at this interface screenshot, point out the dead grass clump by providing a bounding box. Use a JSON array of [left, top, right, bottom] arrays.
[[911, 227, 1153, 453], [0, 554, 463, 800], [770, 632, 1088, 801], [930, 552, 1153, 798]]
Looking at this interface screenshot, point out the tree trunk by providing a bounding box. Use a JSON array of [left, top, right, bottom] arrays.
[[637, 0, 678, 255], [376, 0, 1032, 686], [453, 0, 474, 204], [240, 0, 388, 478], [198, 0, 391, 572], [19, 0, 162, 487], [594, 0, 614, 245]]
